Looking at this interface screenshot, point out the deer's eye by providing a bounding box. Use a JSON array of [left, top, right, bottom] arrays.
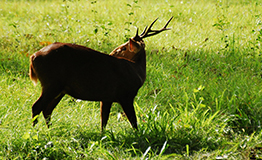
[[122, 46, 126, 51]]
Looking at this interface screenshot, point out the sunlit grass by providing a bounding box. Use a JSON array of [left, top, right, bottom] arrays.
[[1, 0, 262, 159]]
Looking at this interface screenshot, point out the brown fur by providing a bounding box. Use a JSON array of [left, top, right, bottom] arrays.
[[30, 40, 146, 131], [29, 17, 172, 131], [29, 54, 38, 85]]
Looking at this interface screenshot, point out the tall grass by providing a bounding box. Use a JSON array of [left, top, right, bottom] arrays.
[[1, 0, 262, 159]]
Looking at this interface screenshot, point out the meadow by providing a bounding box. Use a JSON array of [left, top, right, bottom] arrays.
[[1, 0, 262, 159]]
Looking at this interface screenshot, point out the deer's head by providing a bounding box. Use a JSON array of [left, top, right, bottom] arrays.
[[110, 17, 173, 61]]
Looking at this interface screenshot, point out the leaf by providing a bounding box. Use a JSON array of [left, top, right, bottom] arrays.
[[9, 23, 17, 28], [32, 115, 39, 123], [39, 41, 52, 46], [159, 141, 168, 156], [32, 134, 38, 140], [199, 104, 206, 107], [199, 85, 205, 90], [125, 22, 132, 25], [193, 88, 199, 93], [94, 28, 98, 34], [142, 146, 151, 159], [22, 131, 30, 140], [100, 25, 106, 30], [186, 144, 190, 156]]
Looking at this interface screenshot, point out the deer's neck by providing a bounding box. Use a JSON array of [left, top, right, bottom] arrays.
[[133, 49, 146, 85]]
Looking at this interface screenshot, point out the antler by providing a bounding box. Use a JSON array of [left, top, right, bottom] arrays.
[[139, 16, 173, 39]]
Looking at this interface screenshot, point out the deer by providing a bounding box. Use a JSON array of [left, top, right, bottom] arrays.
[[29, 17, 173, 131]]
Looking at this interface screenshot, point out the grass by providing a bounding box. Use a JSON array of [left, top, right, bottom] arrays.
[[1, 0, 262, 159]]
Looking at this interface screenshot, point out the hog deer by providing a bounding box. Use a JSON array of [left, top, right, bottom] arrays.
[[29, 17, 173, 131]]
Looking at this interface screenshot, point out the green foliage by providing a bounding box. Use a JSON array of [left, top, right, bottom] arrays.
[[1, 0, 262, 159]]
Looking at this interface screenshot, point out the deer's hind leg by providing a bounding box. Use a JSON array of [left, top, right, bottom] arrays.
[[100, 101, 113, 131], [32, 85, 63, 127], [43, 93, 65, 127]]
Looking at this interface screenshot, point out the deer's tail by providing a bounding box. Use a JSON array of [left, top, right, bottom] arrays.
[[29, 54, 38, 86]]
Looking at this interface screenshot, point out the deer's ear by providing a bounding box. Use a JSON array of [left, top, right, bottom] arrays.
[[129, 39, 139, 52]]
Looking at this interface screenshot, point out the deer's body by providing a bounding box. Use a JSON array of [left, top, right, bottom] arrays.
[[29, 17, 172, 131], [31, 42, 145, 101]]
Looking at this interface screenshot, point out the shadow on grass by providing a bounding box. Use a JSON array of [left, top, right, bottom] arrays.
[[72, 125, 221, 157]]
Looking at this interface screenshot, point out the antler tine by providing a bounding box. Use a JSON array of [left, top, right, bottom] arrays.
[[139, 17, 159, 38], [133, 27, 141, 41], [162, 16, 173, 29], [139, 16, 173, 39], [140, 25, 148, 38], [135, 27, 139, 37], [147, 17, 159, 29]]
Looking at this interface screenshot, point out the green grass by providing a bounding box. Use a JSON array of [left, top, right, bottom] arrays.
[[1, 0, 262, 159]]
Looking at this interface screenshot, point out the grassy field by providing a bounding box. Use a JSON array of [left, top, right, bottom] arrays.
[[1, 0, 262, 159]]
